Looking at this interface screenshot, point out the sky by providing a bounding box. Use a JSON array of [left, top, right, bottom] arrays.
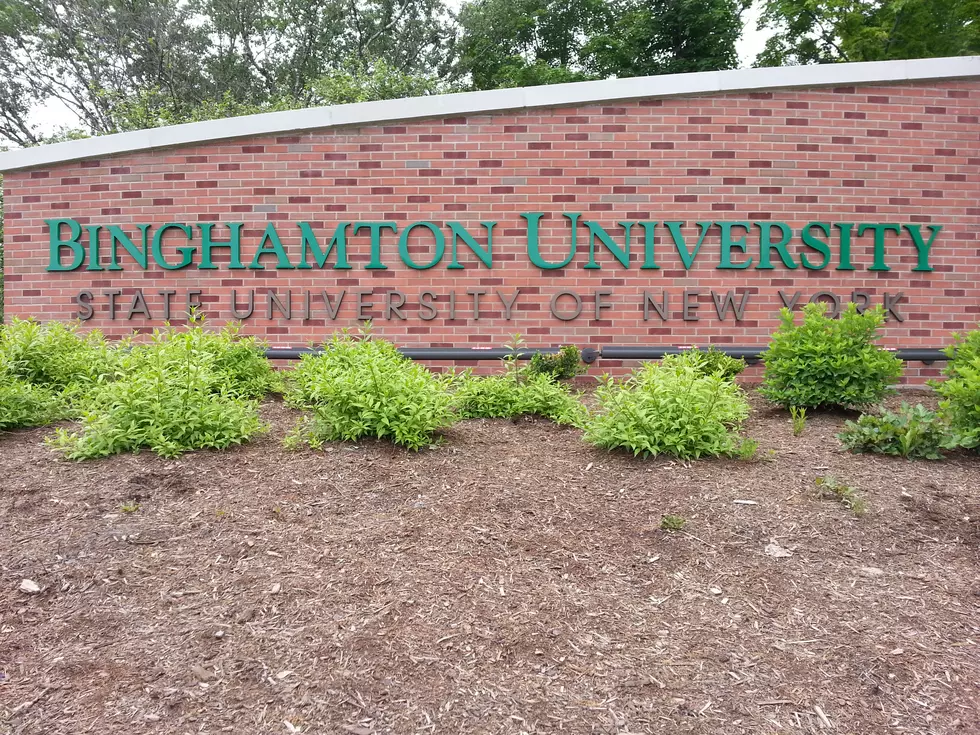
[[27, 1, 770, 137]]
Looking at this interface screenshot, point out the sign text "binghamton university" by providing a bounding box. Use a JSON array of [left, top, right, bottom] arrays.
[[46, 214, 943, 273]]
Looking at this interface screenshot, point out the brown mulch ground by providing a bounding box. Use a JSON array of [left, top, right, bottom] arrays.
[[1, 391, 978, 735]]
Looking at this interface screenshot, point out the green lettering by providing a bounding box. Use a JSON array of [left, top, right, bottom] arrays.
[[858, 223, 901, 271], [523, 212, 579, 270], [353, 222, 398, 270], [757, 222, 798, 270], [46, 218, 85, 271], [717, 221, 753, 269], [447, 222, 495, 269], [107, 224, 149, 270], [85, 225, 103, 271], [584, 221, 633, 270], [151, 223, 195, 270], [639, 222, 659, 269], [250, 223, 295, 269], [665, 221, 711, 270], [800, 222, 831, 270], [198, 223, 245, 270], [297, 222, 351, 269], [835, 223, 856, 271], [904, 224, 942, 272], [398, 222, 445, 270]]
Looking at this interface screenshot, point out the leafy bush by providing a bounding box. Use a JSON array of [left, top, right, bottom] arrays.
[[760, 303, 902, 409], [116, 321, 279, 400], [48, 325, 267, 459], [0, 318, 118, 394], [285, 332, 455, 451], [838, 403, 950, 460], [453, 372, 586, 426], [583, 361, 752, 459], [524, 345, 585, 381], [667, 347, 746, 381], [0, 378, 66, 431], [934, 328, 980, 451]]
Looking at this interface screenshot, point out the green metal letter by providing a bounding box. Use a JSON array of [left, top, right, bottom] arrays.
[[523, 212, 579, 270], [904, 224, 942, 272], [297, 222, 352, 269], [398, 222, 445, 270], [151, 223, 196, 270], [717, 221, 753, 269], [584, 221, 633, 270], [250, 223, 295, 269], [800, 222, 831, 270], [353, 222, 398, 270], [447, 222, 495, 269], [198, 223, 245, 270], [858, 223, 901, 272], [45, 218, 85, 271], [757, 222, 798, 270]]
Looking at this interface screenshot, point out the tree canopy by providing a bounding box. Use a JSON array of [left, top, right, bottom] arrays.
[[0, 0, 977, 146]]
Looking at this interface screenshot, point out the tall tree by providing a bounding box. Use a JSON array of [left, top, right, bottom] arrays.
[[457, 0, 611, 89], [199, 0, 457, 100], [0, 0, 227, 145], [756, 0, 980, 66], [585, 0, 746, 77]]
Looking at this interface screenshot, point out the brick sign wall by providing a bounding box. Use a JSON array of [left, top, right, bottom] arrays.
[[2, 74, 979, 380]]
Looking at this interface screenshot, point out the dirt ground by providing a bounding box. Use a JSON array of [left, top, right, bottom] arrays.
[[1, 391, 978, 735]]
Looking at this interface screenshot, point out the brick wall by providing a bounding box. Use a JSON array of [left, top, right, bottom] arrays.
[[3, 80, 979, 381]]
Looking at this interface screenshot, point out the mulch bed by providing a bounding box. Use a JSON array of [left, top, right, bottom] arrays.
[[1, 391, 978, 734]]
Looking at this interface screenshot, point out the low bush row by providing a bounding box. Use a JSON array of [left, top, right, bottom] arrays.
[[1, 306, 979, 462]]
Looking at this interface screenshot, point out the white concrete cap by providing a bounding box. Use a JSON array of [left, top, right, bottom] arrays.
[[0, 56, 978, 173]]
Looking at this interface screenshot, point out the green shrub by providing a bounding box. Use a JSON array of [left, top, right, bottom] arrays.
[[584, 361, 752, 459], [0, 378, 66, 431], [524, 345, 585, 381], [760, 303, 902, 409], [667, 347, 746, 381], [47, 325, 266, 459], [838, 403, 950, 460], [285, 332, 455, 451], [934, 328, 980, 451], [0, 318, 118, 394], [116, 322, 278, 400], [453, 372, 586, 426]]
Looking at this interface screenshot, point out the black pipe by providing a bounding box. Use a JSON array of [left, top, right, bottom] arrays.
[[264, 346, 601, 363], [264, 345, 946, 364], [598, 345, 948, 364]]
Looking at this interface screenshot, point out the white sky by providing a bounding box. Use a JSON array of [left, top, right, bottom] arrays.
[[27, 1, 769, 136]]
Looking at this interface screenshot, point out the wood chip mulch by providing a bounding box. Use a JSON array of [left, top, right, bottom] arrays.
[[1, 391, 978, 734]]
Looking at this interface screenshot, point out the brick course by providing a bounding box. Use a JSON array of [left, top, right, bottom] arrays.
[[3, 80, 979, 382]]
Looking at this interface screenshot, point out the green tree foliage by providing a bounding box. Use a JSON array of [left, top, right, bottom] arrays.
[[457, 0, 608, 89], [756, 0, 980, 66], [760, 303, 903, 410], [458, 0, 745, 89], [585, 0, 746, 77]]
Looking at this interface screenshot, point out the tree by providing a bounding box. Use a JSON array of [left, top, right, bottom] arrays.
[[585, 0, 746, 77], [199, 0, 457, 100], [457, 0, 610, 89], [0, 0, 228, 145], [756, 0, 980, 66]]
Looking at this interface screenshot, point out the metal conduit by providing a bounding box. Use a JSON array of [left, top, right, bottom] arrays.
[[264, 345, 948, 364]]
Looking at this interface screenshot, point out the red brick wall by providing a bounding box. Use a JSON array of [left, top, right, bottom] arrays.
[[3, 80, 979, 381]]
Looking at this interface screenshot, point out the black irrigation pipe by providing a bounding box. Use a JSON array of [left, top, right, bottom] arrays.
[[264, 345, 948, 364]]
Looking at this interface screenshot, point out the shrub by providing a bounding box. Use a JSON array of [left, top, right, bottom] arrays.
[[47, 325, 266, 459], [285, 332, 455, 451], [760, 303, 902, 409], [524, 345, 585, 381], [116, 321, 279, 400], [934, 328, 980, 451], [453, 372, 586, 426], [838, 403, 950, 460], [0, 318, 118, 394], [0, 378, 66, 431], [667, 347, 746, 381], [584, 361, 752, 459]]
